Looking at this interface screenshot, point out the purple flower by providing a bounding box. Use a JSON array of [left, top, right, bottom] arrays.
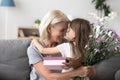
[[116, 45, 120, 49], [96, 39, 102, 43], [90, 22, 94, 25], [94, 48, 100, 52], [117, 36, 120, 41], [89, 35, 93, 38], [112, 31, 118, 39]]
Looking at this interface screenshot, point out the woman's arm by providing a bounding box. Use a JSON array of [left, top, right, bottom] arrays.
[[33, 61, 93, 80], [32, 39, 59, 54], [28, 44, 96, 80]]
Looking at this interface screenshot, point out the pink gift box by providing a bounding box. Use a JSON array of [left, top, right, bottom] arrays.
[[43, 56, 65, 70]]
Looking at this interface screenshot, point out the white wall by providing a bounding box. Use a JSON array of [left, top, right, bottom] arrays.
[[0, 0, 120, 39]]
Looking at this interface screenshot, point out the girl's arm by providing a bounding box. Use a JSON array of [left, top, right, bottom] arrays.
[[32, 39, 60, 54]]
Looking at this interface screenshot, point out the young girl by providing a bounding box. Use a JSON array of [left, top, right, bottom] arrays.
[[32, 18, 91, 73]]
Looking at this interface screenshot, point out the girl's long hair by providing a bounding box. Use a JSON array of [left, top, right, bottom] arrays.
[[69, 18, 91, 62]]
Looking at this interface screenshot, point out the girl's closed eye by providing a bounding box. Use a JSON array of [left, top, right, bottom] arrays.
[[66, 27, 76, 41]]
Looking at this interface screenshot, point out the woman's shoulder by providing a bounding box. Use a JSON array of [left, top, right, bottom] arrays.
[[27, 38, 44, 63], [29, 38, 45, 48], [27, 38, 51, 57], [27, 38, 43, 54]]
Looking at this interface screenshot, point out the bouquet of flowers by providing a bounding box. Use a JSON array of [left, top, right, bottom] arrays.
[[85, 24, 120, 65], [73, 9, 120, 79], [74, 23, 120, 80]]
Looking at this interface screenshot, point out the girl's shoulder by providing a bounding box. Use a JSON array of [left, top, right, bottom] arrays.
[[64, 42, 70, 45], [58, 42, 70, 48]]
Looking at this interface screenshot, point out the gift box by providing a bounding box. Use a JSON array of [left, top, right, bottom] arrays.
[[43, 56, 65, 70]]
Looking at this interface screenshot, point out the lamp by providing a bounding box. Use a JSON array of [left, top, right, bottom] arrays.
[[0, 0, 15, 7], [0, 0, 15, 39]]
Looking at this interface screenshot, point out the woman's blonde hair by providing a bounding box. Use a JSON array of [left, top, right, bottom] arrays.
[[39, 10, 69, 39]]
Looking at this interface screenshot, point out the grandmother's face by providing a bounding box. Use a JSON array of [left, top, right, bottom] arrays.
[[49, 22, 68, 43]]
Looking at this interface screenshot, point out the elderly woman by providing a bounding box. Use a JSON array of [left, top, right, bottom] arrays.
[[27, 10, 96, 80]]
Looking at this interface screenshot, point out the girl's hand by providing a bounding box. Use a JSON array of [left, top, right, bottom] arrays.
[[62, 57, 82, 69], [31, 39, 39, 46]]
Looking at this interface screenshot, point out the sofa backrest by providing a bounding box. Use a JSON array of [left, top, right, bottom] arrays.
[[0, 38, 31, 80]]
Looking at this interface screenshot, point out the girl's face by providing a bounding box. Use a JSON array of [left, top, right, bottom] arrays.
[[66, 27, 75, 41], [49, 22, 68, 43]]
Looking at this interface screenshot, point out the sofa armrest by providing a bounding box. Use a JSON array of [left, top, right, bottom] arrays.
[[90, 54, 120, 80]]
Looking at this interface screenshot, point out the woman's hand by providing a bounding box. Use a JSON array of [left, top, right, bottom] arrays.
[[76, 66, 90, 77], [76, 66, 96, 77], [87, 66, 96, 77], [62, 57, 82, 69]]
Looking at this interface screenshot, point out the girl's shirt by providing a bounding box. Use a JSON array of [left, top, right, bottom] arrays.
[[57, 43, 74, 73], [57, 43, 72, 58]]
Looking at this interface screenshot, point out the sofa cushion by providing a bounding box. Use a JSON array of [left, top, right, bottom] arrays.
[[0, 38, 30, 80], [91, 54, 120, 80]]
